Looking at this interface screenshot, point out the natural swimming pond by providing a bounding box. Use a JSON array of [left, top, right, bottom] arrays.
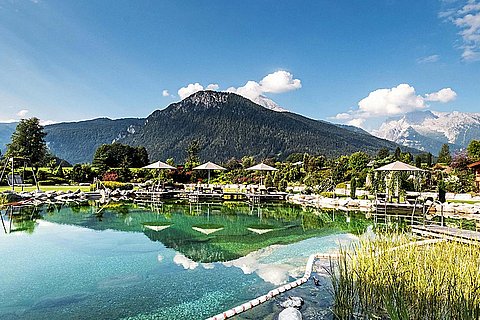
[[0, 202, 370, 319]]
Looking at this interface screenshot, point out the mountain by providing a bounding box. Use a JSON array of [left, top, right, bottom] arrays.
[[44, 118, 144, 164], [372, 110, 480, 154], [0, 122, 17, 153], [121, 91, 412, 162], [251, 95, 288, 112]]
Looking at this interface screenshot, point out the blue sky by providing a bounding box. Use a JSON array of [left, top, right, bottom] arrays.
[[0, 0, 479, 129]]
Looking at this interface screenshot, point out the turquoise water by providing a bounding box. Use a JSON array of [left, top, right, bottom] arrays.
[[0, 203, 363, 319]]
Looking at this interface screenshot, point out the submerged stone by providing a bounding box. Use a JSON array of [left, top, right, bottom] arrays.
[[280, 296, 304, 309], [278, 307, 302, 320]]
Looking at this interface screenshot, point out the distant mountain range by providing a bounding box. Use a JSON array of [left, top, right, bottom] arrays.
[[1, 91, 416, 164], [371, 110, 480, 154], [0, 122, 17, 153]]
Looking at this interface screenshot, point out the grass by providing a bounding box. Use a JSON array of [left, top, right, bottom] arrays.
[[328, 234, 480, 319], [447, 199, 480, 204], [0, 185, 91, 193]]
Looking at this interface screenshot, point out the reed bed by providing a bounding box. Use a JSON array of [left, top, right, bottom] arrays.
[[328, 234, 480, 320]]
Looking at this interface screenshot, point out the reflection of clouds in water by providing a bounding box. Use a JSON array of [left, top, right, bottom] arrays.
[[223, 234, 358, 286], [256, 264, 292, 285], [157, 254, 164, 263], [173, 255, 215, 270], [222, 246, 299, 286], [201, 263, 215, 270], [173, 254, 199, 270]]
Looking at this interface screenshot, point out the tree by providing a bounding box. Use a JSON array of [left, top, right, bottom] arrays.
[[437, 144, 452, 165], [426, 153, 433, 167], [415, 155, 422, 168], [93, 143, 149, 170], [400, 152, 413, 164], [5, 118, 48, 170], [467, 140, 480, 162], [70, 164, 95, 183], [241, 156, 255, 169], [185, 139, 201, 171], [377, 147, 390, 159], [394, 147, 401, 160], [348, 151, 370, 174], [350, 175, 357, 199]]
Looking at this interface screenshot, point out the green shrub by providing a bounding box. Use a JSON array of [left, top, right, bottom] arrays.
[[320, 191, 334, 198], [101, 181, 133, 190]]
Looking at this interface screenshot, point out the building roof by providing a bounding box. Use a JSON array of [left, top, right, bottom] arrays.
[[467, 161, 480, 169]]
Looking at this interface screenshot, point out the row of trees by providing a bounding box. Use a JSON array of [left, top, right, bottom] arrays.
[[2, 118, 480, 194]]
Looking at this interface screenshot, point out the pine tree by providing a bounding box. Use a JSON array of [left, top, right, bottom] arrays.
[[394, 147, 401, 160], [426, 153, 433, 167], [437, 144, 452, 165], [467, 140, 480, 162]]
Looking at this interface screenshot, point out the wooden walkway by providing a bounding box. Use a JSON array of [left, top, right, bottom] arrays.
[[411, 225, 480, 244]]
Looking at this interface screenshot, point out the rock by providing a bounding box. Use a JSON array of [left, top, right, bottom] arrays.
[[280, 296, 304, 309], [278, 307, 302, 320]]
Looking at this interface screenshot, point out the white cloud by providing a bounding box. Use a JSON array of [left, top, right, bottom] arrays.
[[205, 83, 219, 90], [176, 71, 301, 112], [39, 119, 56, 126], [162, 89, 170, 97], [358, 84, 425, 116], [442, 1, 480, 61], [416, 54, 440, 63], [258, 70, 302, 93], [334, 84, 457, 128], [347, 118, 365, 128], [424, 87, 457, 102], [16, 109, 29, 117], [177, 83, 220, 99], [334, 112, 353, 120], [177, 82, 204, 100]]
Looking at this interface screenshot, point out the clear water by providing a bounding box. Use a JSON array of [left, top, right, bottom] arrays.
[[0, 202, 363, 319]]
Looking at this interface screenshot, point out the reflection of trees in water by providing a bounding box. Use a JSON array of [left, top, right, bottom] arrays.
[[2, 205, 41, 234], [12, 202, 371, 262]]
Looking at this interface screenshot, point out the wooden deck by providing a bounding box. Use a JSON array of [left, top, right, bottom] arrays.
[[411, 225, 480, 244], [133, 190, 288, 203]]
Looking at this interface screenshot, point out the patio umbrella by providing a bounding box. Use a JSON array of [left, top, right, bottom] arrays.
[[374, 161, 424, 172], [143, 161, 176, 170], [246, 163, 278, 185], [193, 161, 226, 184], [374, 161, 424, 199], [142, 161, 176, 188]]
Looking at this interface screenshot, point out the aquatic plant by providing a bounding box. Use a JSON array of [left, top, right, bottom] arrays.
[[328, 234, 480, 319]]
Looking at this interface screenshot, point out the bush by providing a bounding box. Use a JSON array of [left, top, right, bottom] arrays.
[[102, 171, 118, 181], [320, 191, 334, 198], [101, 181, 133, 190]]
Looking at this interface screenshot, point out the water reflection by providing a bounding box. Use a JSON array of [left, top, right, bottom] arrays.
[[2, 201, 371, 264]]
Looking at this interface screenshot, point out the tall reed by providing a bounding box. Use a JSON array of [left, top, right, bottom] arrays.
[[327, 234, 480, 319]]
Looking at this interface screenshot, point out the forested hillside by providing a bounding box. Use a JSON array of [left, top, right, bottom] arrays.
[[122, 91, 410, 162], [44, 118, 144, 164]]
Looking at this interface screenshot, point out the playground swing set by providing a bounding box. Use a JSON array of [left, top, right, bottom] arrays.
[[0, 157, 40, 191]]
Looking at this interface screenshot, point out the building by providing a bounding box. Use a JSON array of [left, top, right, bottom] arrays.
[[467, 161, 480, 191]]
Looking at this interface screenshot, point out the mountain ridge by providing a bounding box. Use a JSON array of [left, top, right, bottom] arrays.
[[371, 110, 480, 154], [121, 91, 415, 162]]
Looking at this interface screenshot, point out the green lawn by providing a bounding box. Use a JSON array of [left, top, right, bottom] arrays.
[[447, 199, 480, 204], [0, 185, 91, 193]]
